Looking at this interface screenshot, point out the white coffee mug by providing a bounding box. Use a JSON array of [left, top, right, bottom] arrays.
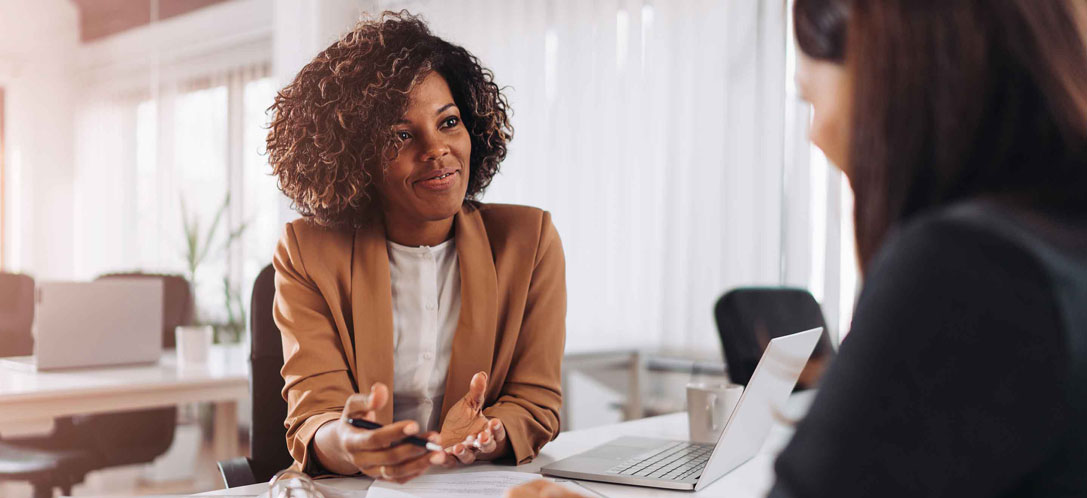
[[687, 382, 744, 444], [176, 325, 213, 366]]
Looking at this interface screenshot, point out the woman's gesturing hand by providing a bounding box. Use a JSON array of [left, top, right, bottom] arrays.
[[313, 382, 446, 482], [439, 371, 510, 465]]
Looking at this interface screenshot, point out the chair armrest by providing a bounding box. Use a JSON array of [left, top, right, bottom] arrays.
[[217, 456, 257, 488]]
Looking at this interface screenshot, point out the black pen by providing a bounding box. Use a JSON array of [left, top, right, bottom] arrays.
[[346, 418, 444, 451]]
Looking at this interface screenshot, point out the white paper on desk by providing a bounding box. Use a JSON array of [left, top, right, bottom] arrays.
[[255, 480, 366, 498], [367, 471, 584, 498]]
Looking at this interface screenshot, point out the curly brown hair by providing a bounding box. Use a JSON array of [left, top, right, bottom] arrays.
[[267, 11, 512, 228]]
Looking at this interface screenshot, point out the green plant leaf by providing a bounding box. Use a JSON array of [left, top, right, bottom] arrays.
[[217, 220, 251, 256], [222, 275, 236, 327], [196, 193, 231, 269], [180, 196, 202, 280]]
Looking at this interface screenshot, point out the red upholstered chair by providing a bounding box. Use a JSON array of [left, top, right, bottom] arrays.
[[0, 272, 34, 357]]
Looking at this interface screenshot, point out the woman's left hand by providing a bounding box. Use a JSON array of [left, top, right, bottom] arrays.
[[439, 371, 510, 464]]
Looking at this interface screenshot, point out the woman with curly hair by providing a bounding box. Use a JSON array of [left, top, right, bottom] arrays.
[[267, 12, 565, 482]]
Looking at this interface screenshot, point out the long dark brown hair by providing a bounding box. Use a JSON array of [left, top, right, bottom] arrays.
[[798, 0, 1087, 269]]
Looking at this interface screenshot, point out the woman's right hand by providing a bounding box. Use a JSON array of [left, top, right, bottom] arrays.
[[313, 382, 446, 482]]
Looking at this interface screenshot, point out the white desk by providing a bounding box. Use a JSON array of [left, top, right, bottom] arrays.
[[205, 391, 815, 497], [561, 349, 728, 423], [0, 345, 249, 460]]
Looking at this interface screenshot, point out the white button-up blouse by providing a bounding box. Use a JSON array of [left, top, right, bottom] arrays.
[[386, 238, 461, 432]]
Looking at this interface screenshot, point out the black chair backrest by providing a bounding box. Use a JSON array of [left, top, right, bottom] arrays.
[[0, 272, 35, 357], [97, 273, 193, 349], [713, 287, 835, 386], [249, 264, 293, 481]]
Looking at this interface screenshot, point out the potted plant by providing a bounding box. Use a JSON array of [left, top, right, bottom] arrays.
[[180, 193, 249, 344]]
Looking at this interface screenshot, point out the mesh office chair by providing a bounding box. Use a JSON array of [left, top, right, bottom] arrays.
[[218, 263, 295, 487], [714, 287, 836, 389]]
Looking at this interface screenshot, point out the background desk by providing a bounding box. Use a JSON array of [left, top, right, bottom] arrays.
[[205, 391, 815, 497], [0, 345, 248, 461], [562, 349, 728, 424]]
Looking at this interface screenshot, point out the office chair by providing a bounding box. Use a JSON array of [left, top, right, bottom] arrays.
[[713, 287, 836, 389], [218, 263, 294, 487], [0, 272, 35, 357], [0, 273, 190, 497], [0, 443, 95, 498]]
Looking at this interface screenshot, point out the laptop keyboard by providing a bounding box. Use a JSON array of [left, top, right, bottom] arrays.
[[606, 441, 714, 481]]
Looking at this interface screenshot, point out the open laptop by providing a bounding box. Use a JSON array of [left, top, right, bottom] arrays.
[[542, 327, 822, 491], [0, 280, 164, 371]]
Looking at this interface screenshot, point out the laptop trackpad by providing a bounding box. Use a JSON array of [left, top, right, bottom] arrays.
[[584, 437, 672, 459], [585, 445, 639, 459]]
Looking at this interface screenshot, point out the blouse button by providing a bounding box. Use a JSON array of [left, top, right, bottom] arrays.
[[425, 303, 436, 311], [423, 351, 434, 360]]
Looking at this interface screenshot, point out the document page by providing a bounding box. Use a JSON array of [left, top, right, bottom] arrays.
[[367, 471, 586, 498]]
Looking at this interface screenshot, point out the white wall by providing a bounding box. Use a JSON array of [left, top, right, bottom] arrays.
[[0, 0, 78, 279]]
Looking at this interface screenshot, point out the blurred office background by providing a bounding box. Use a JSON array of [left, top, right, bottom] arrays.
[[0, 0, 857, 495]]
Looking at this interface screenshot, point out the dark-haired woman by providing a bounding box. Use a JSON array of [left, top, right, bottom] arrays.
[[771, 0, 1087, 496], [268, 12, 565, 482], [511, 0, 1087, 495]]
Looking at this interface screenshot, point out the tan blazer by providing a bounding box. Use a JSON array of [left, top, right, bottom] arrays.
[[273, 202, 566, 470]]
